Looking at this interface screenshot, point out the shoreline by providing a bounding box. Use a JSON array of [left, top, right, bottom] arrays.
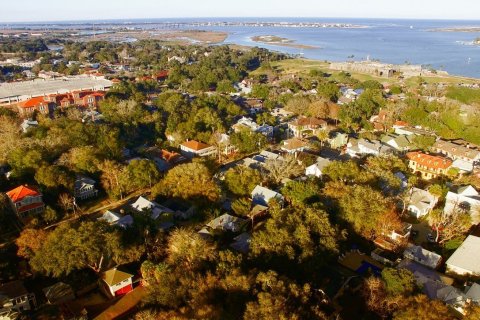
[[429, 27, 480, 33], [250, 35, 318, 49]]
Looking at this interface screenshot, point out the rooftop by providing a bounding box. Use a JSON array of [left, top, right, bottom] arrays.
[[102, 268, 133, 287], [0, 76, 112, 102], [446, 235, 480, 274], [6, 185, 41, 202], [180, 140, 212, 151], [406, 151, 452, 170]]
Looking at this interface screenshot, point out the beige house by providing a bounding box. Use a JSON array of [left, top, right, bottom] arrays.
[[406, 151, 452, 180], [288, 117, 327, 138]]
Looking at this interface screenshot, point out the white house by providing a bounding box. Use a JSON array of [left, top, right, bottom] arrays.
[[98, 210, 121, 224], [179, 140, 217, 158], [405, 187, 438, 218], [20, 119, 38, 132], [251, 185, 284, 207], [444, 185, 480, 224], [403, 244, 442, 269], [446, 235, 480, 277], [74, 176, 98, 201], [132, 196, 162, 219], [232, 117, 273, 137], [305, 157, 331, 178], [346, 139, 393, 157], [101, 268, 134, 297]]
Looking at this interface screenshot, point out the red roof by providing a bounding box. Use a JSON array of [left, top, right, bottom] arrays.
[[19, 97, 45, 108], [181, 140, 211, 151], [394, 120, 409, 127], [6, 185, 41, 202], [406, 152, 452, 170]]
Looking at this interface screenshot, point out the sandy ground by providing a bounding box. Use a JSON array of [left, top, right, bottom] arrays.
[[0, 29, 228, 44], [251, 35, 318, 49]]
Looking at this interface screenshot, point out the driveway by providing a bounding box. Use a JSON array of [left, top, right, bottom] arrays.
[[411, 220, 434, 246]]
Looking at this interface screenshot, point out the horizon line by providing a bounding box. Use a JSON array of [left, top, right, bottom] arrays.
[[1, 16, 480, 25]]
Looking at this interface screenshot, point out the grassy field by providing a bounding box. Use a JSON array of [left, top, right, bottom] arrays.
[[256, 58, 480, 87]]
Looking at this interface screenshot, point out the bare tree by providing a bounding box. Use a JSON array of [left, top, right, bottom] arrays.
[[264, 155, 304, 184], [428, 208, 471, 244]]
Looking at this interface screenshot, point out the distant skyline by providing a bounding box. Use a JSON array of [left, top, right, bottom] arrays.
[[1, 0, 480, 23]]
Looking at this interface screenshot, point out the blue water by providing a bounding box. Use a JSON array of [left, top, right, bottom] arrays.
[[2, 18, 480, 78]]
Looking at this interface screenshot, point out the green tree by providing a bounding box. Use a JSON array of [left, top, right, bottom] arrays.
[[152, 160, 220, 202], [250, 84, 270, 100], [316, 81, 339, 102], [393, 295, 451, 320], [381, 268, 416, 297], [230, 129, 267, 154], [15, 228, 48, 259], [231, 197, 252, 217], [35, 165, 74, 190], [281, 180, 322, 207], [411, 135, 436, 151], [125, 159, 161, 189], [244, 271, 327, 320], [224, 166, 262, 196], [337, 185, 396, 238], [251, 204, 338, 263], [30, 221, 139, 277]]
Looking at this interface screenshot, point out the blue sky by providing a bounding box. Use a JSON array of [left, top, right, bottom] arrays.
[[1, 0, 479, 23]]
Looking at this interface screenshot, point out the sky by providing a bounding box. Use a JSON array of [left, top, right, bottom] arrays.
[[1, 0, 480, 23]]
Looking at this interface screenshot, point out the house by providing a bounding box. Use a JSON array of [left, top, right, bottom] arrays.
[[288, 117, 327, 138], [242, 98, 264, 114], [6, 185, 44, 216], [131, 196, 174, 220], [394, 126, 433, 136], [20, 119, 38, 133], [398, 259, 467, 314], [433, 140, 480, 165], [390, 222, 412, 242], [98, 210, 122, 224], [381, 134, 413, 152], [198, 214, 248, 238], [406, 151, 452, 180], [101, 268, 134, 297], [115, 215, 134, 229], [405, 187, 438, 218], [281, 138, 308, 154], [347, 139, 393, 157], [251, 185, 284, 207], [232, 117, 273, 137], [305, 157, 331, 177], [445, 235, 480, 277], [17, 97, 54, 116], [230, 232, 251, 253], [465, 282, 480, 304], [444, 185, 480, 223], [144, 147, 186, 172], [179, 140, 217, 158], [328, 132, 349, 149], [403, 244, 442, 269], [0, 281, 36, 314], [369, 109, 391, 131], [74, 176, 98, 201], [42, 282, 75, 305]]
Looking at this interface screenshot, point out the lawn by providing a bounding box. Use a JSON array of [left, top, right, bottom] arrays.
[[253, 58, 480, 87]]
